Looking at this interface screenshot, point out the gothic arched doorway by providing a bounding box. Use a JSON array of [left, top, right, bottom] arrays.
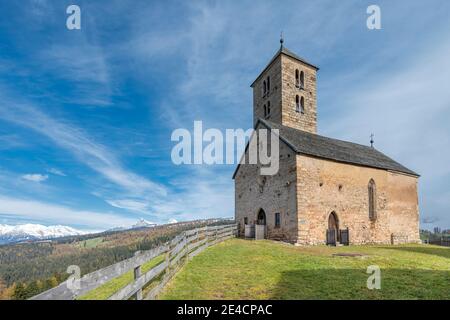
[[257, 209, 266, 225], [255, 209, 267, 240], [328, 211, 339, 231], [327, 211, 340, 244]]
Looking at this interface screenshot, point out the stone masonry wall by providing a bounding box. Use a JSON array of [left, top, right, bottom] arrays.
[[253, 57, 282, 126], [234, 130, 298, 243], [280, 55, 317, 134], [296, 154, 420, 245]]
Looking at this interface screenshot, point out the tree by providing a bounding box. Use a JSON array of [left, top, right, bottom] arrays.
[[26, 280, 40, 298], [0, 280, 15, 300], [13, 282, 27, 300]]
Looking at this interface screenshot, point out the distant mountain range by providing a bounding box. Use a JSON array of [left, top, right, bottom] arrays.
[[0, 224, 85, 244], [0, 219, 161, 245], [107, 219, 158, 232]]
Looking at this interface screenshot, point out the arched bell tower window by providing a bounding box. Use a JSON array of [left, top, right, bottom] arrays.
[[263, 80, 267, 96], [300, 71, 305, 89], [368, 179, 377, 221], [296, 96, 305, 113], [295, 70, 305, 89]]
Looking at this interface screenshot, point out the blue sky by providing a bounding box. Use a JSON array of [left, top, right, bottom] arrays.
[[0, 0, 449, 231]]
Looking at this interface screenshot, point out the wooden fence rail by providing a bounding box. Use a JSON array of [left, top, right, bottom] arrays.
[[30, 223, 237, 300]]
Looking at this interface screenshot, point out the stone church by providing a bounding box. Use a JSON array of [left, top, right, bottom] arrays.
[[233, 41, 420, 245]]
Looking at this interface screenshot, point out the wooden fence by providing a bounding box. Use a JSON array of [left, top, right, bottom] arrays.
[[429, 237, 450, 247], [30, 223, 237, 300]]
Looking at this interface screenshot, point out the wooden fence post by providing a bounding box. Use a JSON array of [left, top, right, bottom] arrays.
[[133, 251, 142, 300], [183, 232, 188, 262], [165, 241, 172, 277]]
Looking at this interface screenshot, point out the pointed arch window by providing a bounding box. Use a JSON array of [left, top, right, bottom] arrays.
[[263, 104, 267, 117], [296, 95, 305, 113], [368, 179, 377, 221], [267, 76, 271, 93], [300, 71, 305, 89], [295, 70, 305, 89], [263, 80, 267, 96], [267, 101, 271, 116]]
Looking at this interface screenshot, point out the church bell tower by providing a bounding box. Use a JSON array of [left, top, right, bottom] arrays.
[[251, 38, 319, 134]]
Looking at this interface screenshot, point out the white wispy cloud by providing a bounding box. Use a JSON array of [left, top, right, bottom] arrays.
[[0, 194, 136, 230], [21, 174, 48, 183], [0, 134, 28, 150], [105, 199, 151, 214], [0, 92, 167, 199], [150, 166, 234, 221], [47, 168, 66, 176]]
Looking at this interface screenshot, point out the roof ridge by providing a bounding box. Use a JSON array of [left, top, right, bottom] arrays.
[[262, 118, 380, 151], [256, 118, 419, 177], [250, 46, 318, 87]]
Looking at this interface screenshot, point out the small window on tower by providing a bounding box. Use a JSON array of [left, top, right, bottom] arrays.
[[275, 213, 281, 228], [295, 69, 300, 87], [263, 104, 267, 117], [295, 95, 300, 113], [267, 76, 271, 93], [300, 96, 305, 113], [267, 101, 271, 116], [263, 80, 267, 96], [300, 71, 305, 89]]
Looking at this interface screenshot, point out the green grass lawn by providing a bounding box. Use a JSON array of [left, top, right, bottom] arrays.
[[77, 237, 104, 249], [160, 239, 450, 300], [78, 254, 165, 300]]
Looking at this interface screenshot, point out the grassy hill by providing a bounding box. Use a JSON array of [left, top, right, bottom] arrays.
[[0, 219, 231, 300], [160, 239, 450, 300]]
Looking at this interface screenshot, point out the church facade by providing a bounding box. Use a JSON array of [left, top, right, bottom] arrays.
[[233, 43, 420, 245]]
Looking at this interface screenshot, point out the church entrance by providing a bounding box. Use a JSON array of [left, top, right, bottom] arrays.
[[255, 209, 267, 240], [327, 211, 340, 245], [257, 209, 266, 225]]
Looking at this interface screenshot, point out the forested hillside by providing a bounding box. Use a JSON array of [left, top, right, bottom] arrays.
[[0, 219, 230, 300]]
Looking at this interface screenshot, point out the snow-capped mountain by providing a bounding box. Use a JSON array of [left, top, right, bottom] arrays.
[[106, 219, 158, 232], [131, 218, 157, 229], [0, 224, 85, 244]]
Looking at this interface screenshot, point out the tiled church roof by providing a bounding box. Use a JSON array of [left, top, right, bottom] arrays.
[[232, 119, 419, 179], [259, 119, 419, 176]]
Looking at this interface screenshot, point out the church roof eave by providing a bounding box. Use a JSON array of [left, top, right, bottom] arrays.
[[232, 119, 420, 180]]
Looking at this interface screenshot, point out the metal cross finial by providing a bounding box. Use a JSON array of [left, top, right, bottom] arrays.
[[370, 133, 374, 148], [280, 31, 284, 48]]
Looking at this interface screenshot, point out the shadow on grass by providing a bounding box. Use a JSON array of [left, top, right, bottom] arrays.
[[271, 268, 450, 300], [379, 246, 450, 259]]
